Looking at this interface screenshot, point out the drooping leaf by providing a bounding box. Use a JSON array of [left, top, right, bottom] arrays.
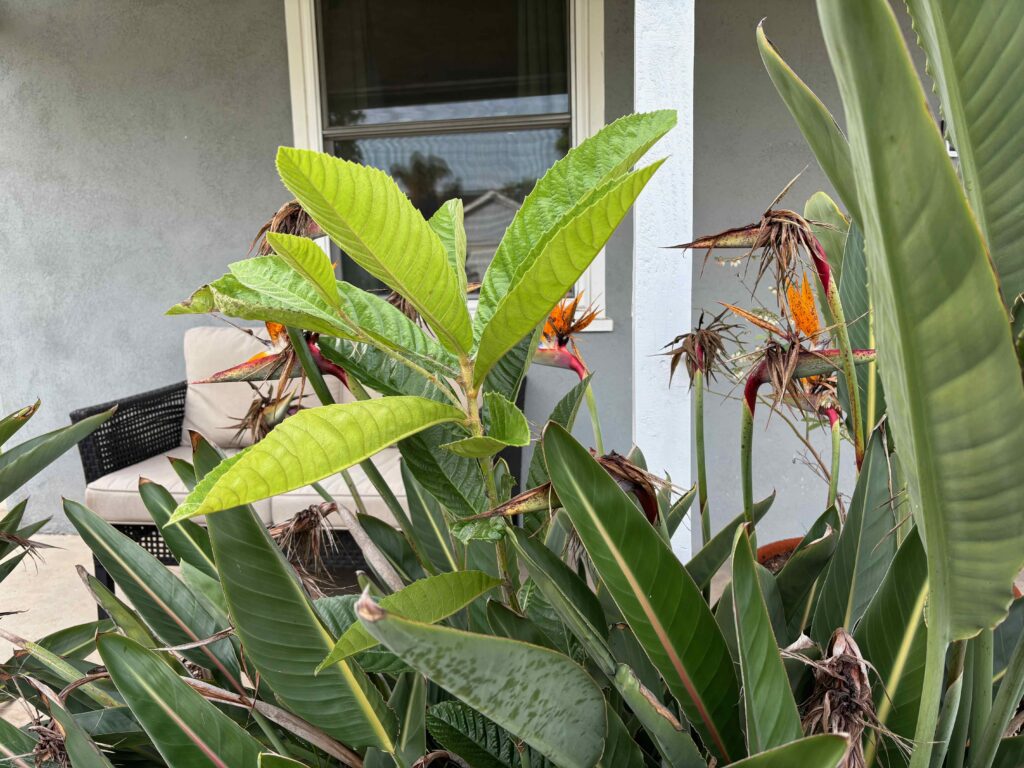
[[358, 598, 606, 768], [98, 634, 264, 768], [443, 392, 530, 458], [811, 430, 896, 645], [265, 231, 341, 311], [0, 408, 114, 502], [727, 735, 849, 768], [276, 147, 473, 355], [171, 397, 465, 521], [817, 0, 1024, 643], [757, 23, 858, 220], [473, 162, 663, 385], [543, 422, 745, 763], [317, 570, 499, 671], [63, 500, 240, 686], [475, 110, 676, 338], [904, 0, 1024, 310], [732, 527, 803, 752]]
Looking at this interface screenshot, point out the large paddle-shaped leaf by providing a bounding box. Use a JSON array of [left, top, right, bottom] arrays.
[[357, 595, 605, 768], [191, 437, 398, 753], [542, 422, 744, 763], [732, 528, 803, 752], [63, 500, 241, 687], [817, 0, 1024, 638], [474, 110, 675, 338], [171, 396, 465, 521], [816, 1, 1024, 763], [472, 161, 662, 385], [276, 147, 473, 355], [904, 0, 1024, 310], [98, 634, 263, 768]]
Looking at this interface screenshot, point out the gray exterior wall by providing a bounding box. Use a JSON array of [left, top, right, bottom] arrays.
[[1, 0, 637, 531], [1, 0, 294, 530]]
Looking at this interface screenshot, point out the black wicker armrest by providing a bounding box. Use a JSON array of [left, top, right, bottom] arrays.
[[70, 381, 188, 484]]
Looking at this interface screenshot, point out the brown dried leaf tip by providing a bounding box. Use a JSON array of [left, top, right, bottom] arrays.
[[662, 309, 739, 385]]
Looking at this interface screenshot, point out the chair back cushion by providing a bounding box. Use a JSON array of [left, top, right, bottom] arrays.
[[181, 326, 343, 448]]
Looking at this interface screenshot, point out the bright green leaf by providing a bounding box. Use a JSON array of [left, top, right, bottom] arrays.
[[265, 231, 341, 311], [317, 570, 499, 672], [171, 396, 465, 521], [276, 147, 473, 355], [443, 392, 529, 458]]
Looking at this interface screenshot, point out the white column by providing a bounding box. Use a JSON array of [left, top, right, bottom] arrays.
[[633, 0, 695, 560]]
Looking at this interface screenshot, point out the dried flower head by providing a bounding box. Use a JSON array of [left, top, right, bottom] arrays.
[[250, 199, 321, 256], [662, 310, 738, 385], [801, 629, 877, 768], [268, 502, 337, 597]]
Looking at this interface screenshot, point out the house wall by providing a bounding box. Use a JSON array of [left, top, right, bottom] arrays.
[[0, 0, 294, 530], [1, 0, 639, 531]]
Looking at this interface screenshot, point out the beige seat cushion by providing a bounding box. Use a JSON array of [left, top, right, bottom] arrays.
[[182, 326, 344, 449], [270, 447, 403, 527], [84, 446, 273, 525], [85, 446, 404, 530]]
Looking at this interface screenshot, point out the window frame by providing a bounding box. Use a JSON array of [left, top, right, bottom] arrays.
[[283, 0, 611, 331]]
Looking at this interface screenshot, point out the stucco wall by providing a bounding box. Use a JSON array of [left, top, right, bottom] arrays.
[[0, 1, 294, 530], [693, 0, 926, 544], [1, 0, 639, 531]]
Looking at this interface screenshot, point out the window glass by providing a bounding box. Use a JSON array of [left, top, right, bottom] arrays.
[[332, 127, 570, 292], [321, 0, 570, 127]]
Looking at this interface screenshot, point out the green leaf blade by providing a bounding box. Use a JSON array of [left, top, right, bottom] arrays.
[[732, 528, 803, 752], [359, 599, 606, 768], [276, 147, 473, 355], [172, 397, 465, 520], [817, 0, 1024, 641], [543, 422, 745, 763]]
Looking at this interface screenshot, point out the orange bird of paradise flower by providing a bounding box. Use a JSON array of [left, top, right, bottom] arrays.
[[535, 294, 599, 380]]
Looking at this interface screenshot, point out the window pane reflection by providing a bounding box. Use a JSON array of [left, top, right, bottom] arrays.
[[332, 127, 569, 292], [321, 0, 569, 127]]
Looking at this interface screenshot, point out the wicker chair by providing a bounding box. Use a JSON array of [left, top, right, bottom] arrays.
[[69, 381, 367, 604], [70, 377, 525, 612]]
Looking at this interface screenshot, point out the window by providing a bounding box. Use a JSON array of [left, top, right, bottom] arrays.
[[284, 0, 610, 329]]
